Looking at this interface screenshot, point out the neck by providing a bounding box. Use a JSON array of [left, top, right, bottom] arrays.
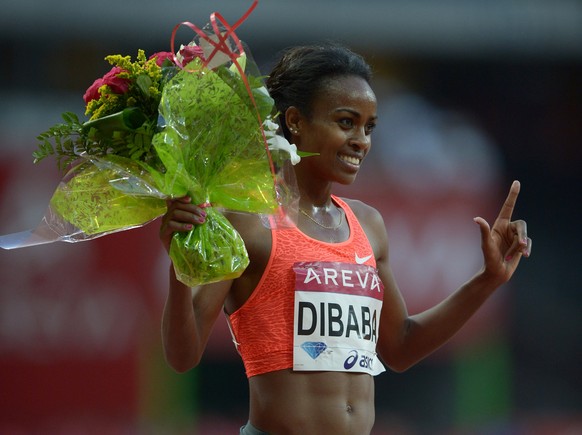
[[297, 189, 334, 210], [295, 168, 334, 208], [299, 198, 336, 213]]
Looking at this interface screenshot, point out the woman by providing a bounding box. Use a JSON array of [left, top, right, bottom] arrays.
[[159, 44, 532, 435]]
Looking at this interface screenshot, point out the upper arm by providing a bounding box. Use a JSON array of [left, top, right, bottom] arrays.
[[222, 211, 272, 314], [189, 278, 234, 351]]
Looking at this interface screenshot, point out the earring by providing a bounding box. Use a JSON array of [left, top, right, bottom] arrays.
[[290, 128, 299, 135]]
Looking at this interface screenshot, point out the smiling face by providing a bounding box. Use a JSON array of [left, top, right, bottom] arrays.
[[288, 75, 378, 187]]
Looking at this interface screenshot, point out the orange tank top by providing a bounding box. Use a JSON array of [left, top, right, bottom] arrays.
[[227, 196, 377, 378]]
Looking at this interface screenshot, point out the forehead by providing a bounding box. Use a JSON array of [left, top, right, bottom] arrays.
[[314, 75, 377, 113]]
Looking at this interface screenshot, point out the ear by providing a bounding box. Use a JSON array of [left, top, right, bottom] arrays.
[[284, 106, 303, 135]]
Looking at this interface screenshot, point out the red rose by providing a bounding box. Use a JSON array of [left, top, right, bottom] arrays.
[[83, 78, 103, 104], [179, 45, 205, 66], [101, 67, 130, 95], [148, 51, 175, 67], [83, 66, 130, 104]]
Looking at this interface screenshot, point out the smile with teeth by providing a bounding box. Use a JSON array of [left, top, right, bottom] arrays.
[[339, 154, 361, 165]]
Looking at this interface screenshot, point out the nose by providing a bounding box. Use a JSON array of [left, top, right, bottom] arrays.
[[349, 127, 371, 151]]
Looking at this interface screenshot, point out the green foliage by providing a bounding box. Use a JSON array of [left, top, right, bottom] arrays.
[[34, 109, 161, 173], [34, 112, 85, 172]]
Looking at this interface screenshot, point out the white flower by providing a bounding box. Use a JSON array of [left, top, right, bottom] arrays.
[[263, 118, 301, 165], [268, 135, 301, 165], [263, 118, 279, 136]]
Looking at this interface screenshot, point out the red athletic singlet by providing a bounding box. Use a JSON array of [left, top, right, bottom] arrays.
[[227, 196, 379, 378]]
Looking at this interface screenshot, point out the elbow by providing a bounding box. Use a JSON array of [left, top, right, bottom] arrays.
[[385, 359, 415, 374], [164, 349, 202, 374], [171, 365, 195, 374], [381, 319, 420, 373], [168, 360, 197, 374], [379, 350, 409, 373], [380, 341, 428, 373], [166, 357, 200, 374], [379, 350, 414, 374], [162, 330, 205, 373], [381, 346, 427, 373]]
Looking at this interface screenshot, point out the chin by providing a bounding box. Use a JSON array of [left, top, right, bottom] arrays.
[[336, 174, 359, 186]]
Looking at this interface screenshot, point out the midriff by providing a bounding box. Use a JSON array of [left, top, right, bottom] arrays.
[[248, 369, 375, 435]]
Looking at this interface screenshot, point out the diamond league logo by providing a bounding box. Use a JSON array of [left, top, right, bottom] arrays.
[[300, 341, 327, 359]]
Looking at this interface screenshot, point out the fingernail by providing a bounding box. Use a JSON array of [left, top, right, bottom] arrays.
[[185, 224, 193, 230], [505, 255, 513, 261], [521, 238, 528, 245]]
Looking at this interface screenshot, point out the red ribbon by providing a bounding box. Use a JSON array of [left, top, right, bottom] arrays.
[[169, 0, 257, 70], [168, 0, 277, 186]]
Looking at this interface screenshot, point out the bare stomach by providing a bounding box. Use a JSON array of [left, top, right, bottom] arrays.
[[248, 369, 375, 435]]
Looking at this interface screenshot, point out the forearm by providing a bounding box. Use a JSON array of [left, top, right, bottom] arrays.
[[161, 267, 201, 372], [391, 270, 501, 371]]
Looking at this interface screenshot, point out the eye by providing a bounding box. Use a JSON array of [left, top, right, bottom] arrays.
[[365, 122, 377, 135], [338, 118, 354, 129]]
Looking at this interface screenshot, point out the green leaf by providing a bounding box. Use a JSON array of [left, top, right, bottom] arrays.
[[82, 107, 146, 133], [136, 74, 153, 97]]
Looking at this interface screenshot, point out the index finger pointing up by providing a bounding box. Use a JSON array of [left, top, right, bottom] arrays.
[[497, 180, 521, 221]]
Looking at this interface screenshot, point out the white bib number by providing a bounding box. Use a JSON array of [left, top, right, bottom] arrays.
[[292, 261, 386, 376]]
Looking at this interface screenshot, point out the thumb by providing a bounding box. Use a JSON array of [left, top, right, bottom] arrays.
[[473, 216, 491, 246]]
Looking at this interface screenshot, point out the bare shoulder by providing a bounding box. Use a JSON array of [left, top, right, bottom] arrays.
[[341, 197, 385, 228], [224, 209, 272, 259], [223, 210, 270, 238], [341, 197, 389, 262]]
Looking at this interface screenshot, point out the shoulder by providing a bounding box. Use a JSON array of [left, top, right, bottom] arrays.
[[341, 197, 385, 228], [340, 197, 389, 261], [224, 210, 273, 263], [224, 211, 269, 237]]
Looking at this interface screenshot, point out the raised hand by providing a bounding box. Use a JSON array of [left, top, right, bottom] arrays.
[[159, 197, 207, 253], [473, 180, 532, 285]]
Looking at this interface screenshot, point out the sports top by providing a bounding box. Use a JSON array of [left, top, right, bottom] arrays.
[[227, 196, 380, 378]]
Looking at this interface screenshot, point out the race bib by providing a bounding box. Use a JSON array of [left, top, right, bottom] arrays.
[[293, 261, 386, 376]]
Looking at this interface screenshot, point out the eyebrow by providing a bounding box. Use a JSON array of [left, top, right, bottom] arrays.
[[334, 108, 378, 121]]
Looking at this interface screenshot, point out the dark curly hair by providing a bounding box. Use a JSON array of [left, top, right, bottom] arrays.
[[266, 43, 372, 139]]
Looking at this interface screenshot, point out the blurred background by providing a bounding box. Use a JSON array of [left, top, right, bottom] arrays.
[[0, 0, 580, 434]]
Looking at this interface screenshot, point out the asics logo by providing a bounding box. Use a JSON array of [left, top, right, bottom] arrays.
[[343, 349, 376, 370], [355, 253, 372, 264]]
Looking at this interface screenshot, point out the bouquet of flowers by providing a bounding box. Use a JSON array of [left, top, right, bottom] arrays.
[[32, 48, 186, 238], [0, 1, 302, 286]]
